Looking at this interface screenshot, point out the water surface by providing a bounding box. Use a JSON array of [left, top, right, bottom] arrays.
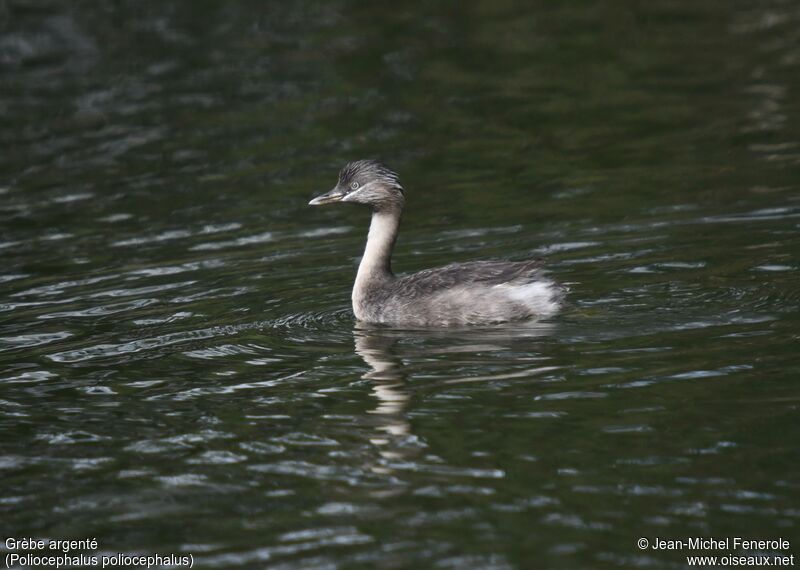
[[2, 1, 799, 568]]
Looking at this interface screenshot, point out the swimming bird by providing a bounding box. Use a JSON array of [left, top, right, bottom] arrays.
[[309, 160, 564, 326]]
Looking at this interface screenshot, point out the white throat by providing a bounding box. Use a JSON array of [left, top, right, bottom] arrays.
[[352, 210, 400, 313]]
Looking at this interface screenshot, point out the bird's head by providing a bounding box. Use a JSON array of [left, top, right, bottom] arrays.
[[309, 160, 404, 212]]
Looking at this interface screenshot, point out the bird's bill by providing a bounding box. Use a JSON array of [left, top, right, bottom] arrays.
[[308, 187, 345, 206]]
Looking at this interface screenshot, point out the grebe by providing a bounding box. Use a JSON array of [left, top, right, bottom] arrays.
[[309, 160, 564, 326]]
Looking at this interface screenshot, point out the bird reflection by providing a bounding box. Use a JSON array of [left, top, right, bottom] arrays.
[[352, 321, 557, 477], [353, 325, 414, 470]]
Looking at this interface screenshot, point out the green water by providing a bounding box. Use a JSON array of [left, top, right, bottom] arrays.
[[2, 1, 799, 568]]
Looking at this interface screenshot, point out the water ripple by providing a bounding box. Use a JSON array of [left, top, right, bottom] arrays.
[[0, 331, 73, 352]]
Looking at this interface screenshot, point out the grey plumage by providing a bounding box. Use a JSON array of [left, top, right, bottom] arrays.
[[339, 160, 403, 193], [389, 259, 546, 295], [309, 160, 564, 326]]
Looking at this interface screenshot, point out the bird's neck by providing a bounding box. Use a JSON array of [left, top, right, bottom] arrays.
[[355, 208, 401, 289]]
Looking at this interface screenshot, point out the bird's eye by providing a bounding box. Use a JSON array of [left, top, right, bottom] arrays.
[[350, 181, 359, 190]]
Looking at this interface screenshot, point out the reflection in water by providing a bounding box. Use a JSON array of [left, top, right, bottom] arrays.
[[354, 325, 414, 473], [353, 322, 558, 474]]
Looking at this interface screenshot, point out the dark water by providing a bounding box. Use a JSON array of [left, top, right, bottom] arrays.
[[2, 1, 799, 568]]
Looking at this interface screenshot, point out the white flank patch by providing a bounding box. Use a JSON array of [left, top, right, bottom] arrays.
[[495, 280, 561, 317]]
